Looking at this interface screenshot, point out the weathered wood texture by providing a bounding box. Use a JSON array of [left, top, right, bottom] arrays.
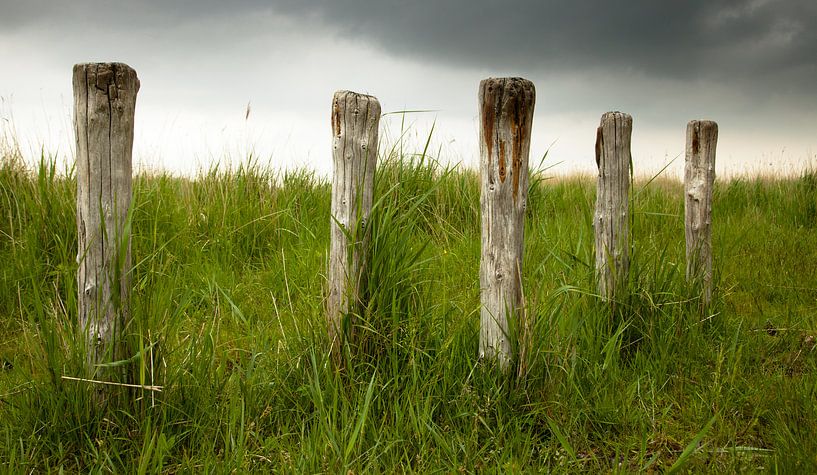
[[327, 90, 381, 360], [478, 77, 535, 369], [594, 112, 632, 301], [73, 62, 139, 374], [685, 120, 718, 306]]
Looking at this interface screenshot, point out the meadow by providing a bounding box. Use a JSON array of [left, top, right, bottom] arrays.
[[0, 136, 816, 472]]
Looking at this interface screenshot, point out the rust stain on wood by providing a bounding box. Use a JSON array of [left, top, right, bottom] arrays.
[[498, 140, 507, 183], [511, 122, 522, 201], [512, 151, 521, 203], [482, 83, 496, 164], [332, 99, 341, 137]]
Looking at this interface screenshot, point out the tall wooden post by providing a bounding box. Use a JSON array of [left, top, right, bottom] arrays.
[[594, 111, 632, 302], [478, 77, 535, 369], [685, 120, 717, 306], [73, 62, 139, 375], [327, 90, 381, 362]]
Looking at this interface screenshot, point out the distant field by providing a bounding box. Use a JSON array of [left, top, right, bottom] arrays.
[[1, 143, 815, 472]]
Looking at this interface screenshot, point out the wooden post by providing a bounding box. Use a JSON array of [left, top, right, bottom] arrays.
[[594, 111, 632, 302], [73, 62, 139, 376], [685, 120, 717, 306], [478, 77, 535, 369], [327, 90, 381, 361]]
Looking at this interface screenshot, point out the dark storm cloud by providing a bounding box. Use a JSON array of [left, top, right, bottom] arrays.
[[5, 0, 815, 85], [4, 0, 816, 119], [2, 0, 814, 176], [271, 0, 817, 83]]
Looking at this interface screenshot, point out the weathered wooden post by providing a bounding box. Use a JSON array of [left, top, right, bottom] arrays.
[[73, 62, 139, 376], [327, 90, 381, 362], [478, 77, 535, 370], [594, 111, 632, 302], [685, 120, 718, 306]]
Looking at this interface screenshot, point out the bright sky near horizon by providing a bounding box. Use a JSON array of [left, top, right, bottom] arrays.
[[1, 0, 815, 178]]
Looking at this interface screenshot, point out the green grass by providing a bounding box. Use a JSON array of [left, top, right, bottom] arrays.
[[0, 137, 816, 472]]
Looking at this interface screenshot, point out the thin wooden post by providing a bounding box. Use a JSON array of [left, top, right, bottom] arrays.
[[478, 77, 535, 369], [685, 120, 718, 306], [594, 111, 632, 302], [73, 62, 139, 375], [327, 90, 381, 362]]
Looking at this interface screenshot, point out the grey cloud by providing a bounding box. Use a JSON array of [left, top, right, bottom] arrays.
[[0, 0, 268, 33], [4, 0, 816, 118], [5, 1, 815, 84], [269, 0, 817, 83]]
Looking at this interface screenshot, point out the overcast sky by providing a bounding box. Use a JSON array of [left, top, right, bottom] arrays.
[[1, 0, 815, 177]]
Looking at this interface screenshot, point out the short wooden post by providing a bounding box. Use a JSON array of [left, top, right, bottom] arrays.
[[327, 90, 381, 361], [594, 111, 632, 302], [478, 77, 535, 369], [73, 62, 139, 375], [685, 120, 718, 306]]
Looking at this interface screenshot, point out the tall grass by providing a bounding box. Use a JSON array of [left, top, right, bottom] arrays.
[[0, 134, 815, 472]]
